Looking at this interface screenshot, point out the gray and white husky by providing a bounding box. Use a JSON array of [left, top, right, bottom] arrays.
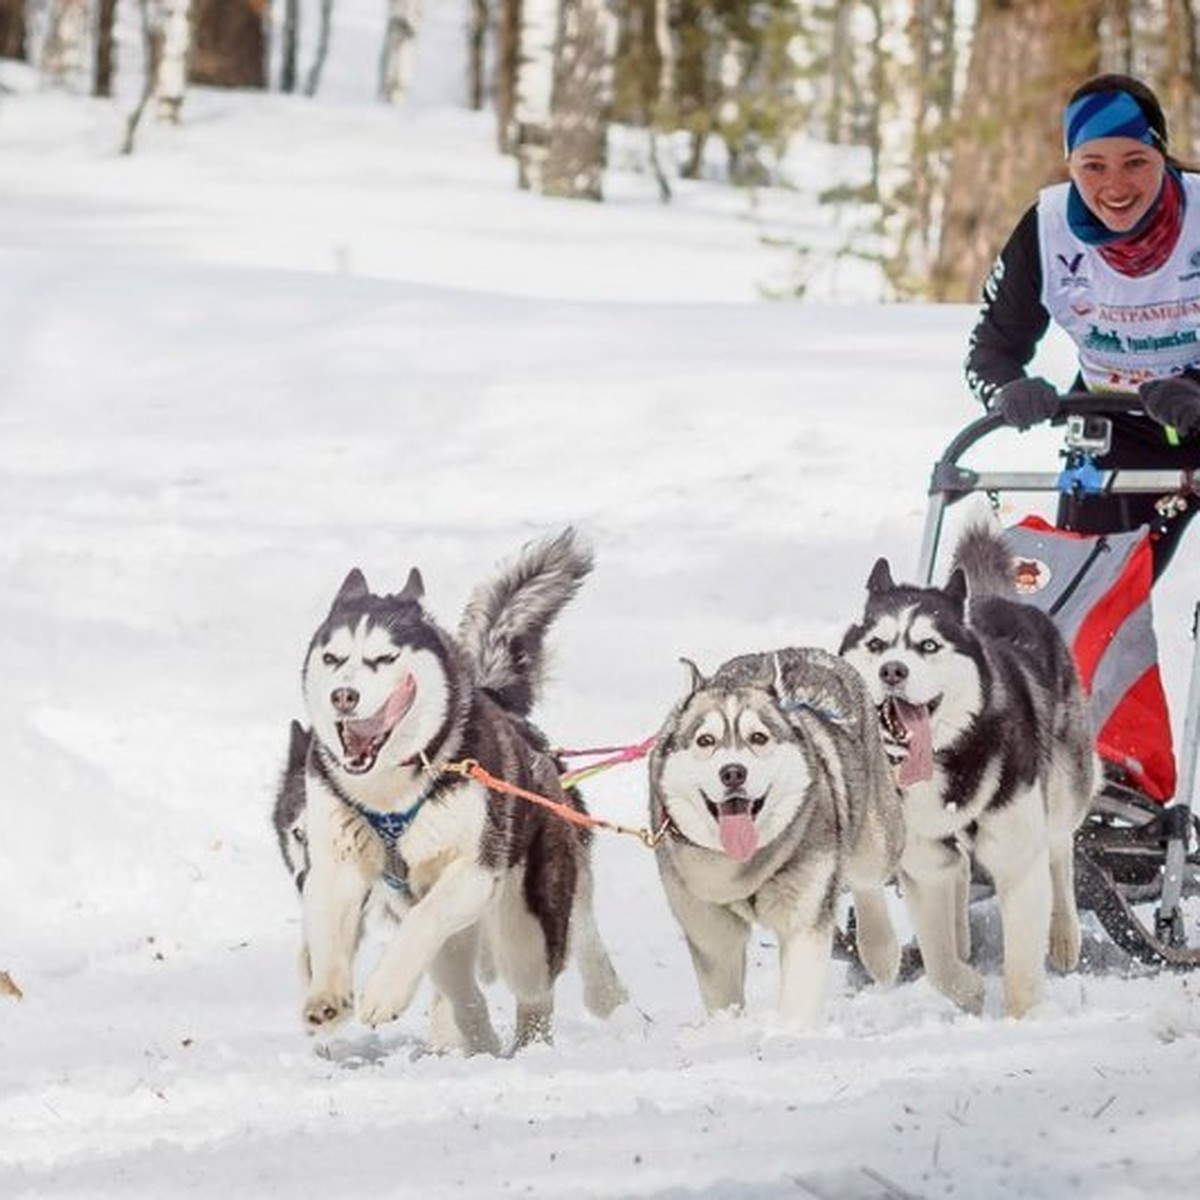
[[839, 521, 1096, 1018], [648, 647, 905, 1026], [277, 528, 626, 1053]]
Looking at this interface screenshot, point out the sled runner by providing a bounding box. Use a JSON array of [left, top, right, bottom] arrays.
[[914, 394, 1200, 968]]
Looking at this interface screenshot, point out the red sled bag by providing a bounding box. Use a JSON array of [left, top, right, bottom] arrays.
[[1002, 515, 1176, 802]]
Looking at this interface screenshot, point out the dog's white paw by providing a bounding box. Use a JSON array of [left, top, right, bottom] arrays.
[[928, 962, 985, 1016], [357, 970, 419, 1028], [1048, 910, 1082, 972], [303, 989, 353, 1031], [856, 925, 901, 989]]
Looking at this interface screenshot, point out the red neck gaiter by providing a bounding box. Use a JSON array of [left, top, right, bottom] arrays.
[[1098, 171, 1184, 278]]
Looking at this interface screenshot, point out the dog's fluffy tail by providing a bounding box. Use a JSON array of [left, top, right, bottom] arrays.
[[457, 527, 593, 717], [949, 513, 1016, 600]]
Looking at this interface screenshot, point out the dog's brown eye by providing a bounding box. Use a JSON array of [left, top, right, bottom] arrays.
[[696, 733, 716, 748], [865, 637, 887, 654], [748, 731, 769, 747]]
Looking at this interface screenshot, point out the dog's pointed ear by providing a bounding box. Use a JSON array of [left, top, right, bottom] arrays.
[[679, 657, 707, 696], [398, 567, 425, 604], [333, 568, 369, 609], [944, 567, 968, 613], [867, 558, 894, 593]]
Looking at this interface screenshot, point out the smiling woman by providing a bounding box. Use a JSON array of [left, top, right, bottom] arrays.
[[965, 72, 1200, 579]]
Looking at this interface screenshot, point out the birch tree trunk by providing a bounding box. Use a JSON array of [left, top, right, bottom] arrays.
[[514, 0, 560, 191], [647, 0, 676, 200], [303, 0, 335, 96], [932, 0, 1104, 302], [41, 0, 88, 85], [379, 0, 421, 105], [542, 0, 616, 199], [157, 0, 192, 123], [0, 0, 26, 60], [876, 0, 957, 297]]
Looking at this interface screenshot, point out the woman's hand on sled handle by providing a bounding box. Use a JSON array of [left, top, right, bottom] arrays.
[[1138, 376, 1200, 437], [993, 377, 1061, 430]]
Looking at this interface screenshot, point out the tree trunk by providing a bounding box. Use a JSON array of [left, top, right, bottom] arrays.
[[541, 0, 615, 199], [279, 0, 300, 93], [513, 0, 559, 190], [156, 0, 192, 122], [932, 0, 1104, 302], [41, 0, 88, 85], [0, 0, 26, 60], [189, 0, 266, 89], [877, 0, 958, 298], [379, 0, 421, 105], [1164, 0, 1196, 160], [675, 0, 709, 179], [494, 0, 521, 152], [94, 0, 119, 94], [304, 0, 335, 96], [122, 0, 164, 154], [468, 0, 488, 111]]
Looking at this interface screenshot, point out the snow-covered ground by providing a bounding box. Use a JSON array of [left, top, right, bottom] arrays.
[[3, 4, 1200, 1197]]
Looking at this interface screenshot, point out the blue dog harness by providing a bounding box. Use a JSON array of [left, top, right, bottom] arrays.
[[342, 780, 437, 898]]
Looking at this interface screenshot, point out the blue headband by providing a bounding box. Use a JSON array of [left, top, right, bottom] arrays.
[[1063, 90, 1163, 154]]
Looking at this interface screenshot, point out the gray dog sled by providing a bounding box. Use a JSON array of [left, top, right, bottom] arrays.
[[907, 393, 1200, 970]]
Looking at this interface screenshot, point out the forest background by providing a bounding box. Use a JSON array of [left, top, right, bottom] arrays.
[[1, 0, 1196, 306]]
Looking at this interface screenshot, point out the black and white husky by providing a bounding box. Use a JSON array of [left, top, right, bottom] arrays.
[[840, 522, 1096, 1018], [276, 528, 626, 1053], [648, 647, 905, 1025]]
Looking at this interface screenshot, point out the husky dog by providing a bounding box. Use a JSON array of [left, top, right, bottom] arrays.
[[840, 522, 1096, 1018], [284, 528, 626, 1053], [648, 647, 904, 1025], [273, 719, 312, 894]]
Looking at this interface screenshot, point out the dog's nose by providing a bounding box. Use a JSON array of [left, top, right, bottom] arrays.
[[719, 762, 747, 791], [331, 687, 359, 715], [879, 660, 908, 688]]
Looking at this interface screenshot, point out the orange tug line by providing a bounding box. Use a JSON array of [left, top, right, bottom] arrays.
[[432, 756, 671, 849]]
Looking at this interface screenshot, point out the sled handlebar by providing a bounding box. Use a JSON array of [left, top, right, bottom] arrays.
[[936, 391, 1143, 468]]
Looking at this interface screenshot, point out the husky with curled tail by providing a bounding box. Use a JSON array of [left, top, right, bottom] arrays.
[[275, 528, 626, 1053], [840, 520, 1096, 1018], [648, 647, 904, 1026]]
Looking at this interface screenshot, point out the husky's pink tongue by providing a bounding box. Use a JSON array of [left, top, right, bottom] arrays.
[[895, 698, 933, 785], [718, 812, 759, 862], [344, 674, 417, 751]]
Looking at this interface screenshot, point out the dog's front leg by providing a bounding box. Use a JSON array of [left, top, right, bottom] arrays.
[[977, 799, 1052, 1018], [901, 836, 984, 1015], [777, 921, 834, 1026], [358, 857, 496, 1028], [848, 886, 900, 988], [301, 785, 372, 1031], [656, 862, 750, 1013], [426, 926, 501, 1056]]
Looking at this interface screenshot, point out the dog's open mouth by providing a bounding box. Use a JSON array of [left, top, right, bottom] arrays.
[[336, 674, 417, 774], [878, 695, 938, 785], [703, 793, 767, 863]]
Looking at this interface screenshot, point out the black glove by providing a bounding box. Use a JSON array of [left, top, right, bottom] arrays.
[[1139, 376, 1200, 438], [993, 377, 1060, 430]]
